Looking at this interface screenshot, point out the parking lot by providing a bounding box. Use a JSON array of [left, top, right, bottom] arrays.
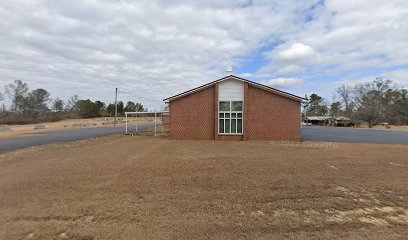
[[302, 126, 408, 145], [0, 124, 155, 153]]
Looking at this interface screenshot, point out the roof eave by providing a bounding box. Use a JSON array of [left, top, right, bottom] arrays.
[[163, 75, 306, 102], [163, 75, 233, 102]]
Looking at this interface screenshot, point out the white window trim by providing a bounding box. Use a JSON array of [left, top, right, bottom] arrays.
[[218, 101, 244, 135]]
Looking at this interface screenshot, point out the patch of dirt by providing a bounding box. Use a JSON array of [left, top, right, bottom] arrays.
[[389, 162, 406, 167], [0, 136, 407, 239], [358, 216, 390, 226]]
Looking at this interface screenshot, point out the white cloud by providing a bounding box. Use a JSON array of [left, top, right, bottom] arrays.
[[262, 78, 304, 88], [1, 0, 319, 109], [274, 65, 305, 75], [277, 43, 316, 61], [256, 0, 408, 98], [331, 68, 408, 89], [0, 0, 407, 109], [385, 69, 408, 87], [296, 0, 408, 72]]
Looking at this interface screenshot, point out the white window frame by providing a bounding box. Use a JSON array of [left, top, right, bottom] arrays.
[[218, 101, 243, 135]]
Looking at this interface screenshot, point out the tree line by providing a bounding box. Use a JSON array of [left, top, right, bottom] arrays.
[[0, 80, 147, 124], [1, 77, 406, 127], [303, 77, 408, 127]]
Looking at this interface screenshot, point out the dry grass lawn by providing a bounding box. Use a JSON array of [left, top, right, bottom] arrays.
[[0, 135, 407, 239]]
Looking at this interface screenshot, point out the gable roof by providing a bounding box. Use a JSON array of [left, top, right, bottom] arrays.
[[163, 75, 306, 102]]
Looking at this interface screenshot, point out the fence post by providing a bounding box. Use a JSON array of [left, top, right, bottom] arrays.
[[161, 113, 164, 134], [125, 112, 128, 134], [154, 112, 157, 136]]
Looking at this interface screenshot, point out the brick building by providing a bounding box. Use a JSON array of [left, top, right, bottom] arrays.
[[163, 75, 305, 141]]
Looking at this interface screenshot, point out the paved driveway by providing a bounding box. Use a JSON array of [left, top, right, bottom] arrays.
[[0, 124, 155, 154], [302, 126, 408, 145]]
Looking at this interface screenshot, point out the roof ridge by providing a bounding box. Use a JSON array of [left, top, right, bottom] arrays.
[[163, 75, 306, 102]]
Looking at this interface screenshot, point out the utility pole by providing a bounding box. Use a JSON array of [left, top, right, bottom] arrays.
[[114, 87, 118, 126]]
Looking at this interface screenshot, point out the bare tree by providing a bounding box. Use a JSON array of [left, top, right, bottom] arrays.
[[383, 88, 408, 125], [5, 80, 29, 113], [336, 85, 354, 118], [0, 90, 4, 112], [65, 95, 79, 112], [354, 77, 391, 128]]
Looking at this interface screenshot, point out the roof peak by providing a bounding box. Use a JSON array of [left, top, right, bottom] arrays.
[[164, 75, 306, 102]]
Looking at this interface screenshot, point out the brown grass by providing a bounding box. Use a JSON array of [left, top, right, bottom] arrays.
[[0, 136, 407, 239]]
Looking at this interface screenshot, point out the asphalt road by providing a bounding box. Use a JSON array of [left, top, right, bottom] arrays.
[[301, 126, 408, 145], [0, 124, 155, 154], [1, 125, 407, 154]]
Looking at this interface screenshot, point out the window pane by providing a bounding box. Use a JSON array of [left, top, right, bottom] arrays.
[[219, 101, 230, 111], [219, 119, 224, 133], [237, 113, 242, 118], [225, 113, 230, 118], [219, 113, 224, 119], [232, 101, 243, 111], [225, 119, 230, 133], [232, 113, 236, 118], [231, 119, 236, 133], [237, 119, 242, 133]]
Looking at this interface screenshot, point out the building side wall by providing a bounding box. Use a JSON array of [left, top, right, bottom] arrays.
[[169, 86, 215, 140], [246, 85, 301, 141], [217, 135, 243, 141]]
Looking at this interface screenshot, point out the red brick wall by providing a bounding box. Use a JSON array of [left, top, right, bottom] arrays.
[[168, 82, 301, 141], [169, 86, 215, 140], [245, 85, 301, 141], [161, 115, 169, 125], [217, 135, 243, 141]]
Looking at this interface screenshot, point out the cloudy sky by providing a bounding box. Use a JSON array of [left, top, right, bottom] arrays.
[[0, 0, 407, 109]]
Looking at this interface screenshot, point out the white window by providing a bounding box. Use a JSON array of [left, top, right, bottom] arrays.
[[219, 101, 243, 134]]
